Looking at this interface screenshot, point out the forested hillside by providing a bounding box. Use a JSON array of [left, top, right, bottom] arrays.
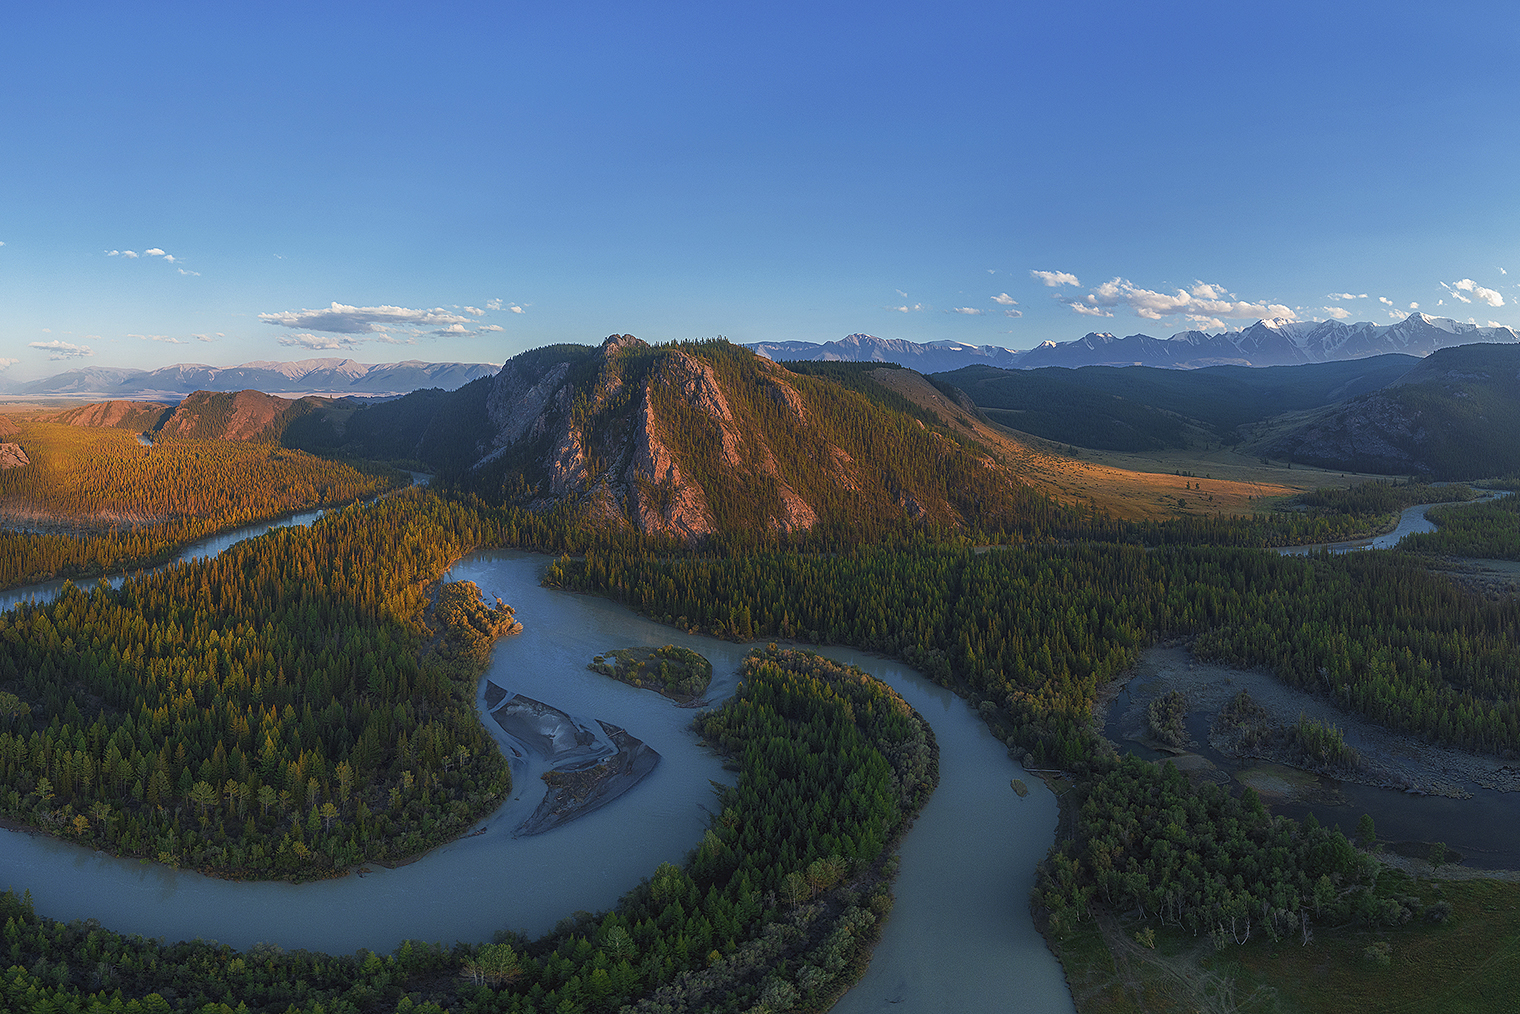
[[1250, 343, 1520, 478], [0, 422, 405, 590], [935, 356, 1417, 452]]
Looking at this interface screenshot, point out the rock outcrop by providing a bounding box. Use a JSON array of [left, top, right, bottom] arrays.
[[466, 334, 1039, 539], [0, 443, 28, 470]]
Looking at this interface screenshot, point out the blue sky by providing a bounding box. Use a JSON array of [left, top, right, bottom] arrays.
[[3, 1, 1519, 381]]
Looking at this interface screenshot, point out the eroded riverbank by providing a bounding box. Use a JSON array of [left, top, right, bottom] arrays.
[[1106, 646, 1520, 869]]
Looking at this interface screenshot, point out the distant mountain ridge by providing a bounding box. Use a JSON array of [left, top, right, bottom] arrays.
[[747, 314, 1520, 372], [11, 358, 501, 398], [1246, 343, 1520, 478], [748, 334, 1025, 373]]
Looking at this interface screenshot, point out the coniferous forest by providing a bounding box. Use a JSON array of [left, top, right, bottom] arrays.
[[1, 341, 1519, 1011]]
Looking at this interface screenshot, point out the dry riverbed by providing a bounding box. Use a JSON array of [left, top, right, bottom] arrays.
[[1107, 646, 1520, 802]]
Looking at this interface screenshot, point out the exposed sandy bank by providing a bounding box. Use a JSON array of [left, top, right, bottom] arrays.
[[484, 683, 661, 835]]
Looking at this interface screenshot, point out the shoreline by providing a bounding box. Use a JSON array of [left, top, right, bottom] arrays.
[[1105, 645, 1520, 800]]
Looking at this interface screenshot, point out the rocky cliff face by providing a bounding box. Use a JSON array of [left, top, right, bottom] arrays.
[[473, 335, 1000, 538]]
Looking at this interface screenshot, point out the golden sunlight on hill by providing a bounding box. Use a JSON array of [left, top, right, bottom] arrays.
[[868, 369, 1381, 521]]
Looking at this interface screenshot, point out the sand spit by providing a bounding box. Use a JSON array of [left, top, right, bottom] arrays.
[[484, 682, 661, 836]]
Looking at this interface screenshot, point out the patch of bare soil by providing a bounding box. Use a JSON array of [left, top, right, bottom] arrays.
[[1092, 908, 1279, 1014], [0, 443, 29, 469]]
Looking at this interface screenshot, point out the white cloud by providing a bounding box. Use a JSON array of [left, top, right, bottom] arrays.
[[1379, 296, 1393, 305], [1031, 269, 1081, 287], [1437, 299, 1445, 306], [895, 289, 909, 298], [1069, 304, 1113, 317], [1409, 302, 1419, 310], [1387, 310, 1407, 320], [30, 340, 93, 359], [193, 334, 216, 343], [111, 247, 194, 271], [507, 304, 524, 313], [887, 303, 924, 313], [278, 332, 362, 351], [991, 292, 1018, 305], [1186, 315, 1227, 330], [950, 307, 984, 315], [1490, 320, 1503, 327], [462, 306, 485, 316], [1449, 278, 1504, 307], [1328, 292, 1367, 300], [0, 358, 17, 370], [1189, 281, 1228, 299], [1322, 306, 1353, 319], [486, 298, 503, 310], [259, 301, 476, 334], [437, 323, 470, 334], [1003, 309, 1023, 318], [1070, 277, 1296, 323], [1500, 267, 1508, 276], [478, 324, 505, 332], [129, 334, 184, 344]]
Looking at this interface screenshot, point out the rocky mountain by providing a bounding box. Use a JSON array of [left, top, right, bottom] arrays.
[[465, 335, 1052, 539], [290, 335, 1050, 540], [1246, 343, 1520, 478], [11, 358, 500, 398], [753, 314, 1519, 372]]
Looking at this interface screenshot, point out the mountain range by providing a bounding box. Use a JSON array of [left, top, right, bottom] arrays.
[[7, 358, 500, 399], [748, 313, 1520, 372]]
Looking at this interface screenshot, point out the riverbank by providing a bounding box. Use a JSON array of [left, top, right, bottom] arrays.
[[1108, 646, 1520, 800], [484, 687, 661, 836]]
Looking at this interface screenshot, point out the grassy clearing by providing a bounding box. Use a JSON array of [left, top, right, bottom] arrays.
[[1049, 876, 1520, 1014]]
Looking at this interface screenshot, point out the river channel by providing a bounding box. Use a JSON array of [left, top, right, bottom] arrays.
[[1277, 489, 1511, 556], [0, 532, 1073, 1009], [1109, 490, 1520, 871]]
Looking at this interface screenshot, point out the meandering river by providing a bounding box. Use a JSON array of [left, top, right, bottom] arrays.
[[1277, 489, 1511, 556], [0, 535, 1074, 1009]]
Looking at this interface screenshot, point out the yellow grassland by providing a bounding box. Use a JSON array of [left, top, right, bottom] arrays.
[[869, 369, 1385, 521]]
